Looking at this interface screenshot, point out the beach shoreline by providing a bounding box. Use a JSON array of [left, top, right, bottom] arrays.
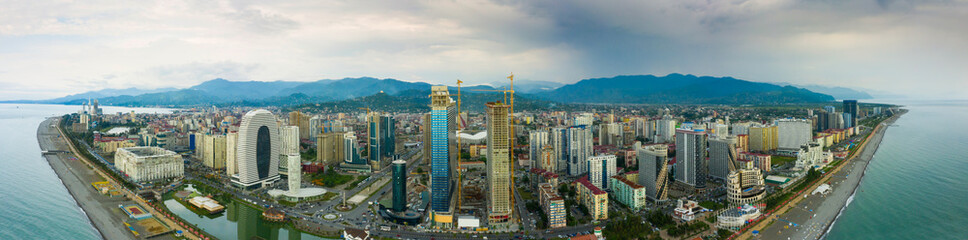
[[37, 117, 130, 240], [743, 109, 906, 240]]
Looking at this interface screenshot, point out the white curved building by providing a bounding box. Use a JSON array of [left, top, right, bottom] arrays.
[[232, 109, 281, 189]]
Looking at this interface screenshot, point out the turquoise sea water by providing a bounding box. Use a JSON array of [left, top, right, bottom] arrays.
[[0, 104, 170, 239], [825, 101, 968, 239]]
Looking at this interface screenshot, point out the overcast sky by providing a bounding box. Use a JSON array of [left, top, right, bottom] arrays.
[[1, 0, 966, 100]]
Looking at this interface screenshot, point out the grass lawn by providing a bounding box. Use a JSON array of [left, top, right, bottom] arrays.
[[518, 187, 534, 200], [771, 155, 797, 167], [310, 171, 354, 188]]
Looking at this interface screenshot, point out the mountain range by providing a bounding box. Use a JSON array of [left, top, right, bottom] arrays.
[[4, 74, 857, 108]]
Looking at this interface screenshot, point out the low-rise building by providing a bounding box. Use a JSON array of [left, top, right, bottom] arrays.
[[116, 147, 183, 182], [608, 176, 646, 211], [673, 199, 705, 222], [717, 204, 761, 230]]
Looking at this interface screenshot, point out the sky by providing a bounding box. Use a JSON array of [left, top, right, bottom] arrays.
[[1, 0, 966, 100]]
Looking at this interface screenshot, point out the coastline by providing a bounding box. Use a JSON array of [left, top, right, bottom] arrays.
[[818, 110, 904, 238], [37, 118, 129, 240], [744, 110, 906, 240]]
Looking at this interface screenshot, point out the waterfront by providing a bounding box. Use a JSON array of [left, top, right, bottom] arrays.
[[163, 198, 334, 240], [825, 101, 968, 239], [0, 104, 169, 239]]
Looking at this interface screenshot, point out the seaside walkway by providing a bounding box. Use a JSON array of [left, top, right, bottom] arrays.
[[736, 111, 903, 240], [49, 118, 202, 240]]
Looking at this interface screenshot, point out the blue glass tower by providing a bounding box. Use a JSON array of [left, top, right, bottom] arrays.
[[429, 86, 456, 213]]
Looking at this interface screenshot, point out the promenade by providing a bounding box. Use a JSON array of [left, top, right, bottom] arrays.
[[40, 118, 199, 240], [739, 111, 904, 240]]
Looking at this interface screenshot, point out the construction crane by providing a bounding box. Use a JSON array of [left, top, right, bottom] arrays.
[[466, 73, 518, 224], [358, 107, 371, 115], [455, 79, 465, 212]]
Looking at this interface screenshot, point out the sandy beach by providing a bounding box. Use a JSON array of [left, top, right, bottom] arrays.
[[746, 110, 905, 240]]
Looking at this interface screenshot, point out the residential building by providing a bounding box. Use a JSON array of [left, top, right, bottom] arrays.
[[709, 136, 738, 180], [637, 143, 669, 201], [748, 125, 778, 152], [567, 126, 593, 176], [316, 132, 345, 165], [486, 102, 512, 225], [609, 176, 646, 210], [530, 130, 549, 168], [843, 100, 858, 128], [654, 116, 676, 143], [738, 152, 772, 172], [587, 154, 617, 190], [577, 178, 608, 220], [675, 129, 708, 188], [538, 183, 566, 228], [777, 119, 813, 153]]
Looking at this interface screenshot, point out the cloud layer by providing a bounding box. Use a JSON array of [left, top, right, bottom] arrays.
[[0, 0, 965, 100]]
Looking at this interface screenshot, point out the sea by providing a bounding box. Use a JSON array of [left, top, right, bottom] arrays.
[[0, 104, 172, 239], [2, 101, 967, 239], [824, 100, 968, 239]]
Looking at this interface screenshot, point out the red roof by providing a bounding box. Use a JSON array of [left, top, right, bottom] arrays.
[[611, 175, 644, 189], [577, 178, 606, 195]]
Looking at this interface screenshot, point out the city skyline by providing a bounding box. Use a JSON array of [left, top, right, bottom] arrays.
[[1, 0, 967, 100]]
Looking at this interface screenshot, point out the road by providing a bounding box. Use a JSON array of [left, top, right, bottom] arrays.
[[42, 118, 196, 240], [742, 112, 902, 240]]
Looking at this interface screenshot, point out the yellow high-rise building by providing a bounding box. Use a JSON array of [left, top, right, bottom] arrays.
[[748, 125, 778, 152]]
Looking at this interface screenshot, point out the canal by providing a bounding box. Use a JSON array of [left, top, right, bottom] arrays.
[[164, 198, 337, 240]]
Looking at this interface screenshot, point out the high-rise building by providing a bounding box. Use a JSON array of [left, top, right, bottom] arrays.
[[316, 132, 345, 165], [201, 134, 227, 170], [289, 111, 311, 140], [777, 119, 813, 153], [655, 116, 676, 143], [226, 132, 238, 176], [587, 154, 617, 190], [567, 126, 593, 176], [392, 159, 407, 212], [529, 130, 549, 168], [708, 136, 737, 180], [233, 109, 281, 189], [842, 113, 853, 128], [343, 131, 364, 165], [823, 106, 836, 113], [486, 102, 512, 225], [574, 113, 593, 126], [549, 127, 568, 173], [367, 112, 396, 168], [287, 154, 301, 194], [731, 122, 752, 136], [279, 126, 299, 175], [636, 143, 669, 201], [843, 100, 858, 128], [539, 146, 557, 173], [748, 125, 778, 152], [309, 115, 324, 141], [429, 86, 457, 213], [675, 129, 708, 188]]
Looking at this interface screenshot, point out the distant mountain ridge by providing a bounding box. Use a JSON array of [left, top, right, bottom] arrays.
[[542, 74, 835, 104], [7, 73, 838, 107], [775, 83, 874, 100]]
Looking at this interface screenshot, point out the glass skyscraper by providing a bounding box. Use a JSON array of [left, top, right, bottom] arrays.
[[429, 86, 456, 213]]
